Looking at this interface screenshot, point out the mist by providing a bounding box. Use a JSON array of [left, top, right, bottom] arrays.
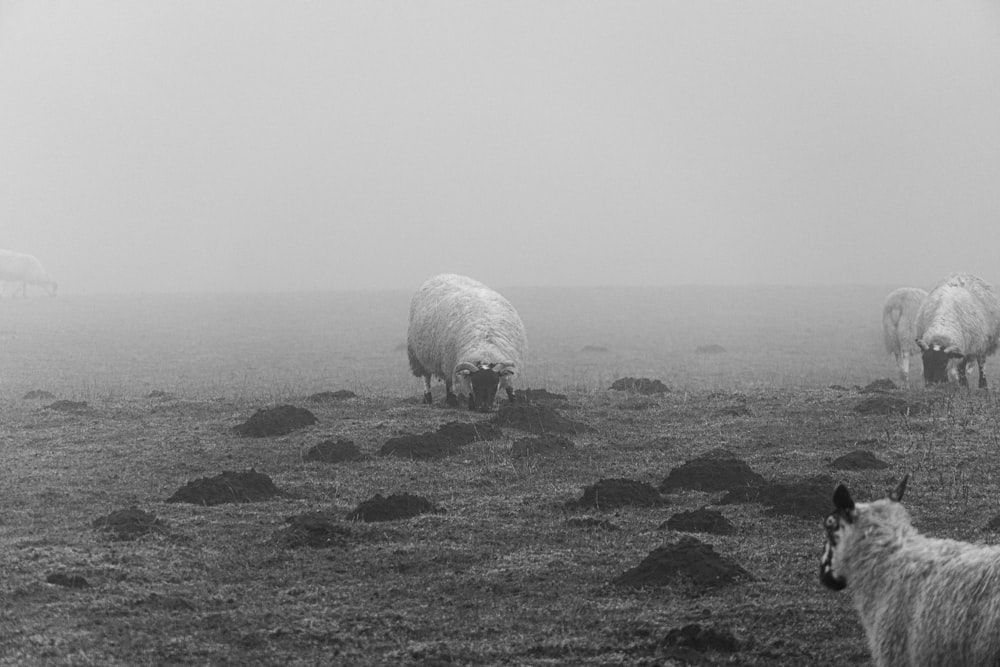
[[2, 1, 999, 294]]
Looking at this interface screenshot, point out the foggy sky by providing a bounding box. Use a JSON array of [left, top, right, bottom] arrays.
[[2, 2, 999, 294]]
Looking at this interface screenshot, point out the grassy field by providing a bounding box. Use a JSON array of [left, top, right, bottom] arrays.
[[3, 286, 999, 665]]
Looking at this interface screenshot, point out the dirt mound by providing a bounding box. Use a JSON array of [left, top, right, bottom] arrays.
[[614, 536, 750, 591], [46, 573, 90, 589], [23, 389, 55, 400], [861, 378, 898, 393], [92, 507, 166, 540], [617, 397, 656, 411], [304, 439, 365, 463], [662, 508, 735, 535], [564, 517, 618, 531], [660, 623, 741, 662], [580, 345, 609, 353], [569, 478, 664, 510], [380, 421, 502, 459], [491, 404, 592, 435], [146, 390, 173, 400], [720, 474, 835, 519], [609, 377, 670, 395], [660, 449, 765, 493], [274, 512, 352, 548], [695, 344, 727, 354], [513, 388, 568, 402], [166, 469, 290, 506], [233, 405, 317, 437], [830, 450, 890, 470], [44, 400, 91, 414], [854, 395, 921, 416], [346, 493, 441, 522], [510, 434, 575, 458], [308, 390, 357, 402]]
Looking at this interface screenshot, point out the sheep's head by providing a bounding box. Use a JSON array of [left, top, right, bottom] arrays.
[[820, 476, 908, 591], [917, 339, 963, 384], [455, 361, 514, 412]]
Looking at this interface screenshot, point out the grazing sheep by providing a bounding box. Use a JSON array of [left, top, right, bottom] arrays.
[[407, 273, 526, 411], [0, 249, 57, 297], [914, 273, 1000, 388], [820, 476, 1000, 667], [881, 287, 927, 382]]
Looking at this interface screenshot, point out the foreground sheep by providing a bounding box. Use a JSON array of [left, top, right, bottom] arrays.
[[407, 273, 526, 411], [0, 249, 57, 297], [821, 477, 1000, 666], [881, 287, 927, 382], [914, 273, 1000, 387]]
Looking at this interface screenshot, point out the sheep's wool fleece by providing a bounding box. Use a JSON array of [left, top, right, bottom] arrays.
[[845, 498, 1000, 667], [0, 249, 53, 285], [915, 273, 1000, 357], [882, 287, 927, 356], [407, 274, 526, 382]]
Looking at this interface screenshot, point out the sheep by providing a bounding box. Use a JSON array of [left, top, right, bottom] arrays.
[[881, 287, 927, 383], [820, 476, 1000, 666], [0, 249, 57, 297], [914, 273, 1000, 388], [406, 273, 527, 412]]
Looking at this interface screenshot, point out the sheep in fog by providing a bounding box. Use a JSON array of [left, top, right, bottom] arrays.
[[881, 287, 927, 382], [407, 273, 526, 412], [0, 249, 57, 297], [914, 273, 1000, 387], [821, 476, 1000, 667]]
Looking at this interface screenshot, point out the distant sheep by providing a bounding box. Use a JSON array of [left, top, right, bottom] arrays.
[[821, 477, 1000, 666], [407, 273, 527, 412], [914, 273, 1000, 387], [881, 287, 927, 382], [0, 249, 57, 297]]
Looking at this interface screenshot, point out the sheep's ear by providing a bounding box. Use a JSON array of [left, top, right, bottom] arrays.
[[500, 367, 515, 376], [833, 484, 855, 512], [916, 339, 928, 351], [946, 348, 964, 359], [890, 475, 909, 502]]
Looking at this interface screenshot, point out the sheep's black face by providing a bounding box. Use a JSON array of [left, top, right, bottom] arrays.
[[467, 369, 501, 412], [820, 483, 854, 591], [921, 348, 952, 384]]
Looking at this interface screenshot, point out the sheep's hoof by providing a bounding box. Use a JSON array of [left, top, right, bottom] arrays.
[[422, 392, 433, 405], [445, 393, 459, 408]]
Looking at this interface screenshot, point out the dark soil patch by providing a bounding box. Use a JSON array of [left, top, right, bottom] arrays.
[[617, 397, 656, 411], [274, 512, 352, 548], [308, 390, 357, 402], [987, 515, 1000, 531], [510, 434, 575, 458], [861, 378, 898, 393], [564, 517, 618, 531], [233, 405, 318, 437], [720, 474, 835, 520], [146, 390, 172, 399], [46, 573, 90, 589], [695, 344, 727, 354], [716, 404, 752, 417], [828, 384, 850, 391], [580, 345, 609, 353], [346, 493, 441, 522], [569, 478, 665, 510], [854, 395, 921, 416], [513, 388, 568, 402], [380, 421, 502, 459], [304, 439, 365, 463], [614, 536, 750, 592], [830, 449, 890, 471], [166, 469, 290, 506], [660, 623, 741, 662], [43, 400, 91, 414], [662, 508, 735, 535], [609, 377, 670, 395], [23, 389, 55, 400], [491, 403, 592, 435], [660, 449, 765, 494], [92, 507, 166, 540]]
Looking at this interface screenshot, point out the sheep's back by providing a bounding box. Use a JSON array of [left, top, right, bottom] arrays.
[[882, 288, 927, 355]]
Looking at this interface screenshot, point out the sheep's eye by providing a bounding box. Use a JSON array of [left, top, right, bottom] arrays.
[[825, 515, 838, 530]]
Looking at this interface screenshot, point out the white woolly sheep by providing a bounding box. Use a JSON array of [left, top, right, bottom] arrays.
[[881, 287, 927, 382], [820, 476, 1000, 667], [0, 249, 57, 297], [406, 273, 527, 412], [914, 273, 1000, 388]]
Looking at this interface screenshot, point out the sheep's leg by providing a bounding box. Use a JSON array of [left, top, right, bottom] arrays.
[[958, 360, 969, 387], [897, 351, 909, 383], [978, 358, 988, 389], [422, 376, 433, 405], [445, 380, 459, 407], [505, 386, 516, 402]]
